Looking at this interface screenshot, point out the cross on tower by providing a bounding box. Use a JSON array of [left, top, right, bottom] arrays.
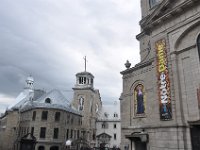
[[83, 56, 87, 72]]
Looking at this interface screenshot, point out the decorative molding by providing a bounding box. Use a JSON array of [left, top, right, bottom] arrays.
[[140, 0, 200, 34], [120, 58, 154, 75]]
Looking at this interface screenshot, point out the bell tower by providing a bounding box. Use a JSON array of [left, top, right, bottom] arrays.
[[71, 57, 102, 148]]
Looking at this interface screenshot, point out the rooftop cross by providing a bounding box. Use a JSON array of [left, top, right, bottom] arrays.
[[83, 56, 87, 72]]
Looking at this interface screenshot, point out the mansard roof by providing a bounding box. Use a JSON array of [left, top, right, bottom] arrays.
[[9, 89, 80, 115], [20, 89, 80, 115]]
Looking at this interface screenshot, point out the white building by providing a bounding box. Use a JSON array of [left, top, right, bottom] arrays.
[[96, 101, 121, 149]]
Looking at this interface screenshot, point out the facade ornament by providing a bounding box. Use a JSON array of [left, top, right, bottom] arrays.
[[125, 60, 131, 69]]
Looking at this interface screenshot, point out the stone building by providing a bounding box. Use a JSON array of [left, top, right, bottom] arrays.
[[96, 101, 121, 149], [0, 76, 82, 150], [120, 0, 200, 150], [71, 71, 102, 148]]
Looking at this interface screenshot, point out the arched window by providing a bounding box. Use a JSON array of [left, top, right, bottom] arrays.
[[38, 146, 45, 150], [45, 98, 51, 103], [197, 34, 200, 60], [134, 84, 145, 116]]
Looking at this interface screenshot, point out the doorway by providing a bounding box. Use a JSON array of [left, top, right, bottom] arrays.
[[135, 141, 147, 150], [191, 125, 200, 150]]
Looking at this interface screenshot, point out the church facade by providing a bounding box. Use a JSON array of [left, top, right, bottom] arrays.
[[120, 0, 200, 150]]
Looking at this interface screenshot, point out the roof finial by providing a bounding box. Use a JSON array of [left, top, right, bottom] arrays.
[[83, 56, 87, 72]]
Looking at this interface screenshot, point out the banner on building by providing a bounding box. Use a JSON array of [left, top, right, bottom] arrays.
[[155, 39, 172, 120]]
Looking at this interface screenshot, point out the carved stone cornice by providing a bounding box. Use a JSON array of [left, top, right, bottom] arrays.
[[120, 58, 154, 75], [140, 0, 200, 35]]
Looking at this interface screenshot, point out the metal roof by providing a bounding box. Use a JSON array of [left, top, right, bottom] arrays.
[[9, 89, 80, 115]]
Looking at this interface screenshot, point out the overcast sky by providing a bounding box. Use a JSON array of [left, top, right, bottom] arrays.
[[0, 0, 141, 113]]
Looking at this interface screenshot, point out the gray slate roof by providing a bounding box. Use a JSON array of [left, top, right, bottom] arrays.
[[10, 89, 80, 115]]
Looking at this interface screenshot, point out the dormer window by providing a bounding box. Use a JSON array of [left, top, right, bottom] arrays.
[[149, 0, 161, 8], [45, 98, 51, 103], [114, 112, 118, 118]]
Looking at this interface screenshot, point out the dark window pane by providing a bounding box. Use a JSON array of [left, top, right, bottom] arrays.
[[32, 111, 36, 121], [53, 128, 59, 139], [55, 112, 60, 122], [31, 127, 34, 135], [66, 129, 69, 139], [41, 111, 48, 120], [45, 98, 51, 103], [114, 133, 116, 140], [77, 130, 79, 139], [40, 127, 46, 138], [38, 146, 45, 150], [71, 129, 73, 138]]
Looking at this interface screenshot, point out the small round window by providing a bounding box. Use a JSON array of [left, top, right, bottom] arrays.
[[45, 98, 51, 103]]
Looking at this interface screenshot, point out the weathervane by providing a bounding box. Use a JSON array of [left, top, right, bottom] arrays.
[[83, 56, 88, 72]]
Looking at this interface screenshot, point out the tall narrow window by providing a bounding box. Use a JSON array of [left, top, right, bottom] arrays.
[[55, 112, 60, 122], [31, 127, 34, 135], [41, 111, 48, 120], [32, 111, 36, 121], [114, 124, 117, 129], [114, 133, 117, 140], [77, 130, 80, 139], [102, 123, 104, 128], [197, 35, 200, 60], [67, 114, 70, 124], [40, 127, 46, 138], [71, 129, 73, 138], [134, 84, 146, 116], [53, 128, 59, 139], [66, 129, 69, 139]]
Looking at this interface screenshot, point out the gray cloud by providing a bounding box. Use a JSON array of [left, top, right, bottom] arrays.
[[0, 0, 141, 113]]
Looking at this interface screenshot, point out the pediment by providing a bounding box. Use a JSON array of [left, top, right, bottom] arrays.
[[140, 0, 199, 33]]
